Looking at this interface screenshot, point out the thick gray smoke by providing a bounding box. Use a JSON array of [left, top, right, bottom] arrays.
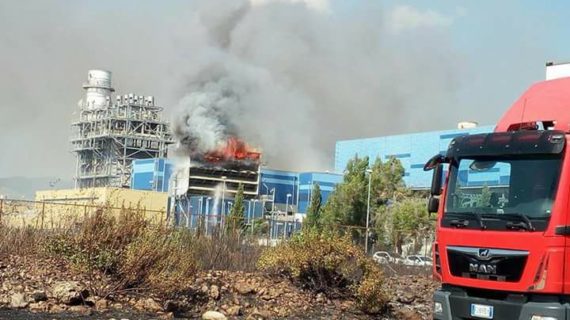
[[7, 0, 548, 180], [172, 81, 240, 154], [172, 0, 462, 171]]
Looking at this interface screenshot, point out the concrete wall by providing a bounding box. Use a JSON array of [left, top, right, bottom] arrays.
[[7, 187, 171, 228]]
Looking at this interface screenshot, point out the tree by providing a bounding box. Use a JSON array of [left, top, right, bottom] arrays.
[[227, 183, 245, 233], [477, 185, 491, 207], [376, 197, 432, 254], [321, 156, 369, 230], [304, 183, 322, 230], [321, 156, 408, 229]]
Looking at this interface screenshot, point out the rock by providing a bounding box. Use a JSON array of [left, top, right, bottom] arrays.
[[163, 300, 178, 312], [395, 308, 423, 320], [209, 285, 220, 300], [49, 304, 66, 313], [68, 305, 93, 316], [95, 298, 109, 310], [227, 305, 242, 316], [51, 281, 89, 305], [251, 308, 272, 319], [158, 312, 174, 319], [32, 291, 48, 302], [202, 310, 227, 320], [28, 301, 47, 312], [397, 292, 416, 304], [234, 282, 255, 295], [136, 298, 162, 312], [10, 293, 28, 309]]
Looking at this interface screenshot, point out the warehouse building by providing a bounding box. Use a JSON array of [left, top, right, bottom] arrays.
[[334, 124, 497, 189]]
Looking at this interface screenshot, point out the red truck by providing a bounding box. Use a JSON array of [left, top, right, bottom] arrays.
[[425, 63, 570, 320]]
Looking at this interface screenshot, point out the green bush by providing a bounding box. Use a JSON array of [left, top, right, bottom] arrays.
[[257, 230, 389, 314]]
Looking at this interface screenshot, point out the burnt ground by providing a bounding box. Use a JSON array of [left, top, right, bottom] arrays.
[[0, 255, 439, 320]]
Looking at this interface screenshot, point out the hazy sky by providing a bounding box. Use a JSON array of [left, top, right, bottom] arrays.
[[0, 0, 569, 178]]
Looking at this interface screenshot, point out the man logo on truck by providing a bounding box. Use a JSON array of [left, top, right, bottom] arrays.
[[469, 262, 497, 274]]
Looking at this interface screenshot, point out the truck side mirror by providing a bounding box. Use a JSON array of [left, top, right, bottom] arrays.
[[423, 154, 446, 171], [428, 196, 439, 213], [431, 164, 443, 196]]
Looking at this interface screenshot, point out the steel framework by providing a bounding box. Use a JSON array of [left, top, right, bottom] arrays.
[[71, 70, 172, 188]]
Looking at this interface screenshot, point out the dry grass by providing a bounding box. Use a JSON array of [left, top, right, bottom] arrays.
[[0, 205, 263, 298], [192, 228, 262, 272], [0, 224, 46, 257]]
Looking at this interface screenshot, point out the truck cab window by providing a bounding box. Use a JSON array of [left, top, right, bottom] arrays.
[[445, 156, 561, 219]]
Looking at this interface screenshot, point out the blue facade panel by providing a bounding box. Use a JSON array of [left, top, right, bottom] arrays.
[[297, 172, 342, 213], [173, 195, 267, 229], [131, 158, 173, 192], [258, 169, 342, 214], [260, 169, 298, 205], [334, 126, 495, 189]]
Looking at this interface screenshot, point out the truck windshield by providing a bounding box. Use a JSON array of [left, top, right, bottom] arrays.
[[445, 156, 562, 224]]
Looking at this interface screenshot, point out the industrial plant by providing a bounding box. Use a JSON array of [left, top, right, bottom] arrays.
[[31, 69, 495, 239]]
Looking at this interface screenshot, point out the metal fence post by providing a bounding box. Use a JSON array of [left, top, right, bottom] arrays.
[[41, 201, 45, 229]]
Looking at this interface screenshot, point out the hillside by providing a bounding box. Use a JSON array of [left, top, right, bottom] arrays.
[[0, 177, 73, 200]]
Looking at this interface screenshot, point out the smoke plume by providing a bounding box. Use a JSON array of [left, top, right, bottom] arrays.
[[172, 0, 462, 171]]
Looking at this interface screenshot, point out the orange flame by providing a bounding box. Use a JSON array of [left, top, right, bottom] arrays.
[[203, 137, 260, 163]]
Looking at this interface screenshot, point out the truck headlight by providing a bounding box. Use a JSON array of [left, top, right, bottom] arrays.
[[531, 316, 558, 320], [434, 302, 443, 314]]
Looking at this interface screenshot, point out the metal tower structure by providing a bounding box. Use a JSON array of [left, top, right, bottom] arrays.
[[71, 70, 173, 189]]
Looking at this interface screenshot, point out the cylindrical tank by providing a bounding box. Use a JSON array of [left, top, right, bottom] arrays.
[[82, 69, 115, 110], [457, 121, 478, 129]]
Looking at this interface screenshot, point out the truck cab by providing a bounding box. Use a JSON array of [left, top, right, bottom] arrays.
[[427, 72, 570, 319]]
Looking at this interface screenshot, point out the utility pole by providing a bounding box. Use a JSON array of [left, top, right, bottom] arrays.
[[221, 176, 227, 229], [365, 168, 373, 254]]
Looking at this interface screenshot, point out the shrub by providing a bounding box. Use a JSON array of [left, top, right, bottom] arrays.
[[257, 230, 389, 314], [44, 207, 197, 296], [44, 207, 147, 274], [119, 227, 196, 296]]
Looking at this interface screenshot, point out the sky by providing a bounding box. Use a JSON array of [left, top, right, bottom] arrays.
[[0, 0, 569, 179]]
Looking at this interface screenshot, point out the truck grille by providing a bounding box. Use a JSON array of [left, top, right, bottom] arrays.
[[447, 246, 528, 282]]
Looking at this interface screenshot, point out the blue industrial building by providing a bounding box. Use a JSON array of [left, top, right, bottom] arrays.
[[168, 169, 342, 235], [131, 162, 342, 216], [171, 169, 342, 218], [334, 125, 497, 189]]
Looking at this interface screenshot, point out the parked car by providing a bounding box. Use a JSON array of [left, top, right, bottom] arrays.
[[372, 251, 396, 264], [402, 255, 433, 266]]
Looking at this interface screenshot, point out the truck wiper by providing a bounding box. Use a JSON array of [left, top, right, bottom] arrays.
[[446, 212, 487, 230], [501, 213, 535, 231], [449, 219, 468, 228]]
